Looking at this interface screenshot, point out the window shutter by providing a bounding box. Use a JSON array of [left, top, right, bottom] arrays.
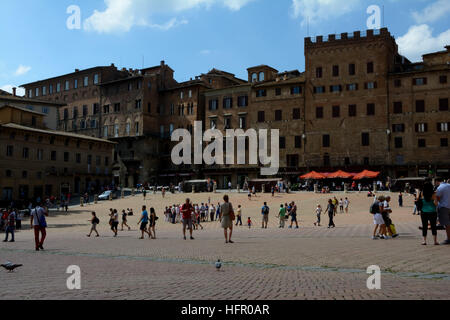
[[424, 123, 428, 132], [437, 123, 441, 132], [364, 82, 368, 89], [424, 78, 427, 85], [415, 123, 419, 132]]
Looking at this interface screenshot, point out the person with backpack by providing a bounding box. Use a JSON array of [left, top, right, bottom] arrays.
[[261, 202, 270, 229], [288, 201, 299, 229], [3, 209, 16, 243], [121, 209, 131, 231], [30, 203, 48, 251], [148, 207, 157, 239], [87, 212, 100, 237], [371, 196, 385, 240]]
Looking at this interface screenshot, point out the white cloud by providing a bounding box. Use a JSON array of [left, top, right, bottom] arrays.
[[291, 0, 359, 25], [397, 24, 450, 62], [84, 0, 255, 33], [14, 65, 31, 76], [200, 49, 212, 55], [412, 0, 450, 24], [0, 85, 25, 96]]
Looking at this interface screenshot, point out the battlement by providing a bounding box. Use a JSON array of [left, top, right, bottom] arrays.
[[305, 28, 393, 48]]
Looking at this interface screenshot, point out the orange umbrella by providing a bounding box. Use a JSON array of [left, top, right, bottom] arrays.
[[300, 171, 327, 180], [352, 170, 380, 180], [327, 170, 354, 179]]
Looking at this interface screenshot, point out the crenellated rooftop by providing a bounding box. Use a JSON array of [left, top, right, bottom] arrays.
[[305, 28, 394, 47]]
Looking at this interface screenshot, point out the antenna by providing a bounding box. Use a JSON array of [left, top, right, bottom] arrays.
[[142, 55, 144, 69], [382, 5, 385, 28]]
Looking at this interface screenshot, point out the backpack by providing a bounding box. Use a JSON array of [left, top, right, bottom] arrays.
[[263, 206, 269, 215], [93, 217, 100, 224], [8, 213, 15, 227], [370, 202, 380, 214]]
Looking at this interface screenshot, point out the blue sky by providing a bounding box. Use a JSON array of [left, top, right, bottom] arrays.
[[1, 0, 449, 95]]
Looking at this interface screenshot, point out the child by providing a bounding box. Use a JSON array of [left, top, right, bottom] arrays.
[[314, 205, 322, 226], [247, 217, 252, 229], [248, 191, 252, 201], [278, 204, 286, 228]]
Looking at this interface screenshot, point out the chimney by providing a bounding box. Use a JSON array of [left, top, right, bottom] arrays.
[[12, 87, 17, 96], [75, 69, 80, 72], [161, 60, 165, 67]]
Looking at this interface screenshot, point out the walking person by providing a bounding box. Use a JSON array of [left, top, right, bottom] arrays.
[[278, 204, 286, 228], [121, 209, 131, 231], [288, 201, 299, 229], [261, 202, 270, 229], [143, 189, 147, 201], [220, 195, 234, 244], [247, 217, 252, 229], [235, 205, 243, 226], [314, 204, 322, 227], [148, 207, 157, 239], [436, 178, 450, 245], [110, 209, 119, 237], [419, 182, 439, 245], [371, 196, 385, 240], [398, 192, 403, 207], [344, 197, 350, 214], [210, 204, 215, 222], [339, 199, 344, 213], [326, 199, 335, 228], [181, 198, 194, 240], [87, 212, 100, 237], [3, 209, 16, 243], [137, 205, 151, 239], [30, 203, 48, 251]]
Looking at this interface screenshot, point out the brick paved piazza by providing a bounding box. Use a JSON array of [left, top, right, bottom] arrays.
[[1, 191, 449, 300]]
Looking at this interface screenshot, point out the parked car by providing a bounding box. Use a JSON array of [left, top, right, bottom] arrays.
[[98, 190, 117, 201]]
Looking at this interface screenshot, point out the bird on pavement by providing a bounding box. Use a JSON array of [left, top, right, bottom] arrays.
[[215, 259, 222, 271], [1, 262, 23, 272]]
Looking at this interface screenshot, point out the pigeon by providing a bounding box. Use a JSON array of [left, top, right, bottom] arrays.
[[215, 259, 222, 271], [1, 262, 23, 272]]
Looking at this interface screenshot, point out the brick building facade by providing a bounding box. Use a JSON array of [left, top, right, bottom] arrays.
[[20, 28, 450, 188]]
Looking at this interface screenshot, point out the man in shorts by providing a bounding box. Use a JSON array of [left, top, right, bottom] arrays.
[[436, 178, 450, 245], [181, 198, 194, 240], [137, 205, 150, 239], [288, 201, 299, 229]]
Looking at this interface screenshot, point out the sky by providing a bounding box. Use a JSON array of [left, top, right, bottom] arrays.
[[1, 0, 449, 96]]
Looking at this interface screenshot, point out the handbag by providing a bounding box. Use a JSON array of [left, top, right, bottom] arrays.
[[229, 205, 235, 221], [34, 208, 47, 228]]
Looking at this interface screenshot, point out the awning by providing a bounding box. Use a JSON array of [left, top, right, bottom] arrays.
[[300, 171, 327, 180], [352, 170, 380, 180], [327, 170, 354, 179]]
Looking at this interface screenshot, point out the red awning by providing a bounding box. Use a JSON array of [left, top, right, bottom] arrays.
[[352, 170, 380, 180], [327, 170, 354, 179], [300, 171, 327, 180]]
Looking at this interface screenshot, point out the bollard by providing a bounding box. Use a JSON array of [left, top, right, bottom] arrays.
[[262, 184, 265, 194], [192, 185, 195, 194], [121, 189, 125, 199], [213, 182, 217, 193], [94, 195, 98, 204], [80, 197, 84, 207], [237, 185, 240, 193], [373, 182, 378, 193], [344, 184, 348, 193], [109, 192, 113, 201], [314, 184, 319, 193], [132, 188, 135, 197]]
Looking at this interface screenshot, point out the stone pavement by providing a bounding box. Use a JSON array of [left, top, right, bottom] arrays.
[[1, 192, 449, 300]]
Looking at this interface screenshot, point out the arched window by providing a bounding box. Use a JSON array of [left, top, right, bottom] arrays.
[[259, 72, 265, 82], [251, 73, 257, 82]]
